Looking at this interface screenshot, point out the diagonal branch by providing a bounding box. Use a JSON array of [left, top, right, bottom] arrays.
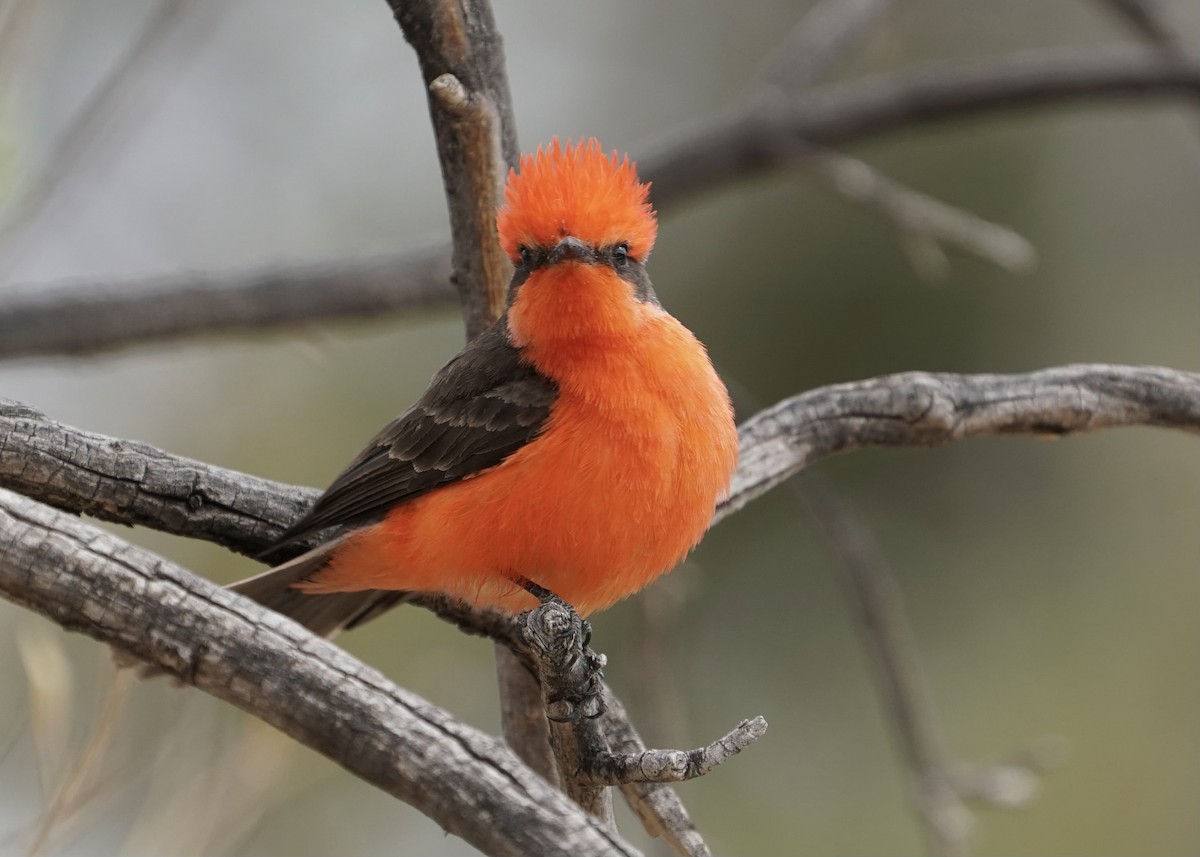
[[0, 487, 638, 857], [794, 474, 972, 854], [641, 45, 1200, 211]]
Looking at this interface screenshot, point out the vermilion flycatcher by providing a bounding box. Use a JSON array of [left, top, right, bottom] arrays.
[[232, 138, 739, 635]]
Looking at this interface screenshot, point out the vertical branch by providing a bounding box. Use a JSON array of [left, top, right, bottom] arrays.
[[383, 0, 557, 786], [494, 643, 560, 784], [387, 0, 518, 337]]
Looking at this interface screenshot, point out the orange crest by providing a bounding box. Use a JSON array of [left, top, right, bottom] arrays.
[[496, 138, 658, 264]]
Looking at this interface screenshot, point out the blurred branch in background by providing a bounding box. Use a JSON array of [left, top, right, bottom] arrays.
[[0, 0, 232, 275], [1100, 0, 1200, 137], [0, 246, 451, 358], [756, 0, 908, 92], [643, 44, 1200, 208], [1101, 0, 1193, 59], [8, 43, 1200, 357], [793, 474, 1060, 856], [749, 0, 1036, 279]]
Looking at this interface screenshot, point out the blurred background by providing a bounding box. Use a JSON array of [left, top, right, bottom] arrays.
[[0, 0, 1197, 854]]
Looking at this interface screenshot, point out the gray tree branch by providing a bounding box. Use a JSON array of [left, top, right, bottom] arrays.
[[0, 487, 638, 857], [8, 365, 1197, 563], [642, 44, 1200, 211], [0, 248, 452, 358], [387, 0, 518, 339], [715, 363, 1200, 525]]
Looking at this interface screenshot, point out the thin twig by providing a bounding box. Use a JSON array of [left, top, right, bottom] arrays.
[[792, 475, 972, 855], [602, 691, 713, 857], [756, 0, 908, 93], [805, 149, 1036, 275], [579, 718, 768, 787], [751, 0, 1034, 278]]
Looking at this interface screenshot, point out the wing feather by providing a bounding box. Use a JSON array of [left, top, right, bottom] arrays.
[[267, 317, 556, 551]]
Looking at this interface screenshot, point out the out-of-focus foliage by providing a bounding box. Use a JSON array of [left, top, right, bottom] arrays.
[[0, 1, 1197, 855]]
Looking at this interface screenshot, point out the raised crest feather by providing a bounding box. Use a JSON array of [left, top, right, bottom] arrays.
[[496, 138, 657, 264]]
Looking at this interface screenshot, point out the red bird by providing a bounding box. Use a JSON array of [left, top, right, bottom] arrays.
[[234, 138, 738, 634]]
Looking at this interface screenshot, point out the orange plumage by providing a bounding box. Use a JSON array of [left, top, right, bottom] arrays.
[[257, 138, 737, 619]]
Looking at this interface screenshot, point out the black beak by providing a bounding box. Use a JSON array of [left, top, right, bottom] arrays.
[[549, 236, 593, 264]]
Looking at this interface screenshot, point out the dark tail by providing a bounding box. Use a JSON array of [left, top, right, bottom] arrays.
[[230, 536, 411, 638]]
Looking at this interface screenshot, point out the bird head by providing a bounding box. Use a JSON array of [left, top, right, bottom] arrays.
[[498, 139, 661, 347]]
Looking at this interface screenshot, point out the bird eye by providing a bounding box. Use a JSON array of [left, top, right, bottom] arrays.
[[518, 245, 534, 266], [613, 243, 630, 267]]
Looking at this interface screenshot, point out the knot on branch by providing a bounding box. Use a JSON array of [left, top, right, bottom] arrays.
[[884, 373, 958, 432], [430, 73, 472, 112]]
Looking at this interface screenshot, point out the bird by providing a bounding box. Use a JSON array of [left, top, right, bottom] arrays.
[[230, 138, 739, 637]]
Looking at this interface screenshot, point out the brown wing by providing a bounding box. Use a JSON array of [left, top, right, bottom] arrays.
[[267, 316, 556, 552]]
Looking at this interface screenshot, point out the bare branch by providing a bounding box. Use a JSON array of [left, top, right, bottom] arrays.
[[517, 597, 764, 824], [642, 45, 1200, 211], [5, 363, 1197, 555], [750, 0, 1035, 278], [384, 0, 565, 802], [0, 396, 312, 555], [387, 0, 518, 338], [2, 360, 1195, 850], [0, 248, 452, 358], [521, 597, 613, 822], [716, 363, 1200, 525], [0, 487, 639, 857]]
